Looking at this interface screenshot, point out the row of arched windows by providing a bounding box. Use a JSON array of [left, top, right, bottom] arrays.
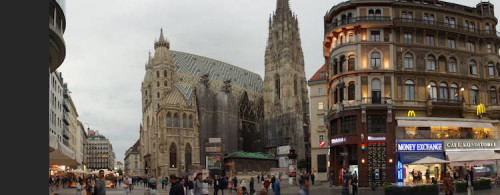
[[402, 80, 499, 105], [166, 113, 194, 129], [403, 53, 498, 76], [156, 70, 168, 78], [167, 143, 192, 169], [332, 78, 383, 104]]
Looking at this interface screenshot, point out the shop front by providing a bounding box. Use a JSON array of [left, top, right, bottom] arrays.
[[395, 117, 500, 184], [444, 139, 500, 179], [397, 141, 446, 185]]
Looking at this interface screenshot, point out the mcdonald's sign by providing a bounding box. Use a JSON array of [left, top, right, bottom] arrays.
[[408, 110, 416, 117], [477, 103, 486, 117]]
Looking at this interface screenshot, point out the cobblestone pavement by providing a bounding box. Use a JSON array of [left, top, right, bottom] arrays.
[[49, 181, 500, 195]]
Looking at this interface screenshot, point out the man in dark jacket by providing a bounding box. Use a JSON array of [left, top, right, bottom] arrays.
[[169, 174, 184, 195], [214, 175, 220, 195]]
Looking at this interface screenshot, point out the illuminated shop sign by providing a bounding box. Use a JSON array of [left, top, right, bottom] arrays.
[[397, 161, 403, 182], [331, 138, 346, 145], [397, 142, 443, 151], [368, 136, 386, 141], [444, 140, 497, 149]]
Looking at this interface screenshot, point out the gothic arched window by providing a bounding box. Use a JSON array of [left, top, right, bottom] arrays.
[[166, 113, 171, 127], [189, 115, 193, 129], [173, 113, 179, 128], [275, 74, 280, 99], [185, 144, 192, 168], [348, 55, 355, 71], [182, 113, 187, 128], [169, 143, 177, 168]]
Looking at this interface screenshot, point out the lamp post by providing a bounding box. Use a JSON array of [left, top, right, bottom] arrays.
[[336, 73, 348, 195]]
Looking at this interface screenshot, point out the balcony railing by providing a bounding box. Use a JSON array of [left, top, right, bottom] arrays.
[[63, 113, 70, 125], [393, 18, 500, 38], [63, 99, 70, 112], [361, 97, 393, 105], [326, 16, 392, 33], [63, 125, 71, 139], [429, 98, 462, 106]]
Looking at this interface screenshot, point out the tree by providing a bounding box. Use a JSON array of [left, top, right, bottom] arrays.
[[117, 168, 123, 176], [297, 159, 307, 170]]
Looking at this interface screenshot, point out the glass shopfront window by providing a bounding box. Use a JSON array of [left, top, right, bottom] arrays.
[[404, 126, 494, 139]]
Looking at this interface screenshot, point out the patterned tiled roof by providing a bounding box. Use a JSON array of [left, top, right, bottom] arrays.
[[169, 50, 263, 104], [308, 64, 327, 83]]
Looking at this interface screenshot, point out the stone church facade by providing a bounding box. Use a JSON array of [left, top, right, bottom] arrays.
[[140, 30, 265, 177]]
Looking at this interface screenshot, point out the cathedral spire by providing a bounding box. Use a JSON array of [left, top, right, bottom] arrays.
[[154, 28, 170, 49], [277, 0, 289, 11]]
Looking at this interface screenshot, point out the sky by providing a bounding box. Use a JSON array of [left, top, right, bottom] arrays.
[[58, 0, 500, 164]]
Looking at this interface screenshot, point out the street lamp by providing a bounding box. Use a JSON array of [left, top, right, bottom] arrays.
[[336, 73, 348, 195]]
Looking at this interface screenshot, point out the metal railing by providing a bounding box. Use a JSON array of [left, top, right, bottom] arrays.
[[326, 16, 392, 33], [361, 97, 393, 104], [393, 18, 500, 38], [428, 98, 462, 105]]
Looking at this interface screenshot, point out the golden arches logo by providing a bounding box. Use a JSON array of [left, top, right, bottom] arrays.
[[408, 110, 416, 117], [477, 103, 486, 116]]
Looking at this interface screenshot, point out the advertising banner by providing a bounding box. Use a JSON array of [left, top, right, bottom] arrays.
[[277, 145, 290, 155], [207, 156, 221, 170], [279, 156, 289, 168]]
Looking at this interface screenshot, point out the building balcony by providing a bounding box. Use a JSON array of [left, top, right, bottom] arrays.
[[63, 125, 71, 139], [325, 16, 392, 34], [393, 18, 500, 39], [63, 99, 70, 112], [63, 113, 70, 125]]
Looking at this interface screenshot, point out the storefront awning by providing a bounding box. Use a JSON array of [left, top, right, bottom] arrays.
[[400, 152, 446, 164], [446, 150, 499, 162], [398, 120, 494, 128]]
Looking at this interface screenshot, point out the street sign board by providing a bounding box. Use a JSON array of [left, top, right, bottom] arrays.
[[277, 145, 290, 155], [209, 138, 221, 143]]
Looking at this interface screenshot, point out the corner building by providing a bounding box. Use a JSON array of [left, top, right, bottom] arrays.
[[324, 0, 500, 187]]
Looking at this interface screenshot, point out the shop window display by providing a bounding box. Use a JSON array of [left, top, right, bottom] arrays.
[[404, 127, 494, 139]]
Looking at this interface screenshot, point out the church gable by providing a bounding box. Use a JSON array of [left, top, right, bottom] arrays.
[[162, 85, 191, 107]]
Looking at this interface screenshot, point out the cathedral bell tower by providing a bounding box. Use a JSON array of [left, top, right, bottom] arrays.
[[263, 0, 310, 162], [141, 29, 176, 111]]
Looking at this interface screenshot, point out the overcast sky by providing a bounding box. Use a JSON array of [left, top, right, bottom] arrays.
[[58, 0, 499, 165]]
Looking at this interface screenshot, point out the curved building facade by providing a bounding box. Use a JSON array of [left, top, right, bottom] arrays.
[[49, 0, 66, 73], [324, 0, 500, 187]]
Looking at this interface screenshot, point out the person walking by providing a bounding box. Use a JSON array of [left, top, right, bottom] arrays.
[[76, 179, 84, 195], [123, 176, 130, 195], [93, 170, 107, 195], [465, 170, 474, 195], [299, 175, 309, 195], [263, 178, 270, 192], [144, 178, 158, 195], [351, 174, 358, 195], [180, 177, 188, 195], [249, 178, 255, 195], [260, 175, 264, 185], [162, 177, 166, 190], [311, 173, 315, 186], [272, 177, 280, 195], [214, 175, 220, 195], [193, 173, 204, 195], [240, 178, 247, 194], [270, 175, 276, 192], [170, 175, 185, 195], [443, 172, 455, 195]]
